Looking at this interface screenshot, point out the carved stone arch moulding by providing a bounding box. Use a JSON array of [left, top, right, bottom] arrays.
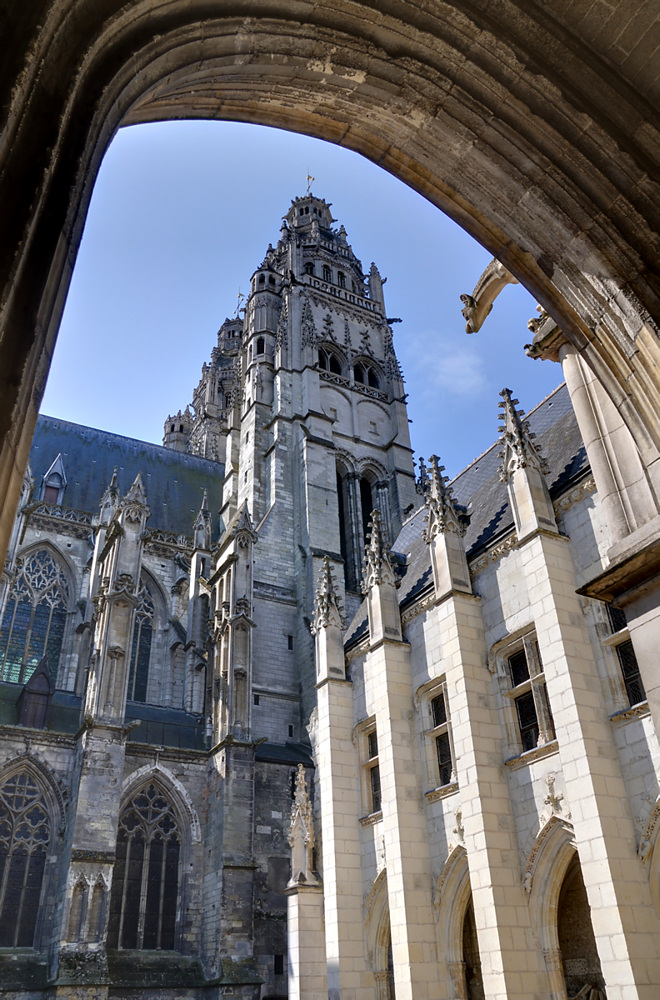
[[356, 458, 389, 484], [139, 565, 169, 623], [120, 762, 201, 843], [364, 867, 390, 973], [2, 749, 68, 832], [434, 844, 471, 969], [11, 540, 78, 612], [335, 449, 358, 477]]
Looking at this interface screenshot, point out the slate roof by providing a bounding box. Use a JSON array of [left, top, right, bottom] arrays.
[[30, 415, 226, 538], [345, 383, 588, 645]]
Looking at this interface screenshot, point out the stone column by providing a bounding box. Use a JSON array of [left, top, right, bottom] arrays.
[[311, 558, 369, 1000], [559, 343, 657, 541], [362, 517, 446, 1000]]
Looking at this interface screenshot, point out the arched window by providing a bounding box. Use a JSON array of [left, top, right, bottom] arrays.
[[337, 271, 346, 288], [0, 548, 70, 685], [360, 477, 374, 544], [368, 367, 380, 388], [258, 273, 265, 284], [256, 336, 265, 355], [107, 782, 181, 951], [127, 582, 155, 703], [329, 354, 342, 375], [304, 262, 314, 275], [318, 348, 329, 370], [354, 363, 365, 384], [0, 770, 51, 947], [323, 265, 332, 283]]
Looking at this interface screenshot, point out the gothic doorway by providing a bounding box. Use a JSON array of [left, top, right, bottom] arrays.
[[557, 855, 606, 999], [462, 898, 484, 1000]]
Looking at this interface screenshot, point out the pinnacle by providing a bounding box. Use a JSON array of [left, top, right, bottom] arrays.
[[124, 471, 147, 504], [421, 456, 466, 539], [497, 386, 548, 480], [362, 510, 396, 593], [312, 556, 346, 633]]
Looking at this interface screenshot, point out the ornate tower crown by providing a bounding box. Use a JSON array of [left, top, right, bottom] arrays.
[[285, 195, 336, 231]]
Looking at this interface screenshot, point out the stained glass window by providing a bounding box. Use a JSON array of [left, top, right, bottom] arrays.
[[127, 583, 154, 703], [107, 783, 180, 951], [0, 771, 51, 947], [0, 549, 69, 685]]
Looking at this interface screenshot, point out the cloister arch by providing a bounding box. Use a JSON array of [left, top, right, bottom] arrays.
[[1, 1, 659, 572]]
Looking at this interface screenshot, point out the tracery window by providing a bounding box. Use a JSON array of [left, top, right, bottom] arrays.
[[107, 783, 180, 951], [0, 771, 51, 947], [0, 549, 70, 685], [127, 583, 154, 703]]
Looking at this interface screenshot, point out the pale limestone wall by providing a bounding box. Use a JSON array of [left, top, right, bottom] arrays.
[[326, 482, 660, 999]]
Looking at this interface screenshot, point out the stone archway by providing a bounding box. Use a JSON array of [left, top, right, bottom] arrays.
[[1, 2, 659, 570]]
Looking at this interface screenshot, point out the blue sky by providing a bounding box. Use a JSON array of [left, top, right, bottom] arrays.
[[42, 120, 563, 479]]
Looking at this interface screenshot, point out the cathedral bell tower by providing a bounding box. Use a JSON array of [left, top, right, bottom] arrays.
[[163, 194, 416, 724]]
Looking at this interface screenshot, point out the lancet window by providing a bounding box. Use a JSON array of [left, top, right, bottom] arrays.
[[0, 548, 70, 685], [0, 770, 51, 947], [107, 782, 181, 951], [127, 582, 155, 703], [318, 347, 343, 375]]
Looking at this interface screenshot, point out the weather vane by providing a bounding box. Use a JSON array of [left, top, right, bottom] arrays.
[[234, 289, 245, 317], [305, 171, 315, 196]]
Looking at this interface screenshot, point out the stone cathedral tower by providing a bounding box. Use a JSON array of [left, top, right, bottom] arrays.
[[165, 193, 417, 724]]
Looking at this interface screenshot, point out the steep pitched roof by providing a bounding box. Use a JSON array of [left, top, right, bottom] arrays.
[[30, 415, 226, 537], [346, 383, 587, 645]]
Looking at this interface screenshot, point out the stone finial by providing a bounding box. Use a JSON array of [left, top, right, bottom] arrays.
[[193, 489, 212, 551], [423, 456, 466, 540], [119, 472, 149, 524], [362, 510, 396, 594], [311, 557, 346, 635], [123, 472, 148, 506], [288, 764, 318, 886], [98, 467, 119, 521], [497, 388, 549, 483], [232, 501, 258, 548]]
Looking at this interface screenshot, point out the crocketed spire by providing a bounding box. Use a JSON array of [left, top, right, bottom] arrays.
[[193, 489, 213, 550], [423, 456, 466, 540], [362, 510, 396, 594], [311, 557, 346, 634], [497, 388, 549, 483]]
